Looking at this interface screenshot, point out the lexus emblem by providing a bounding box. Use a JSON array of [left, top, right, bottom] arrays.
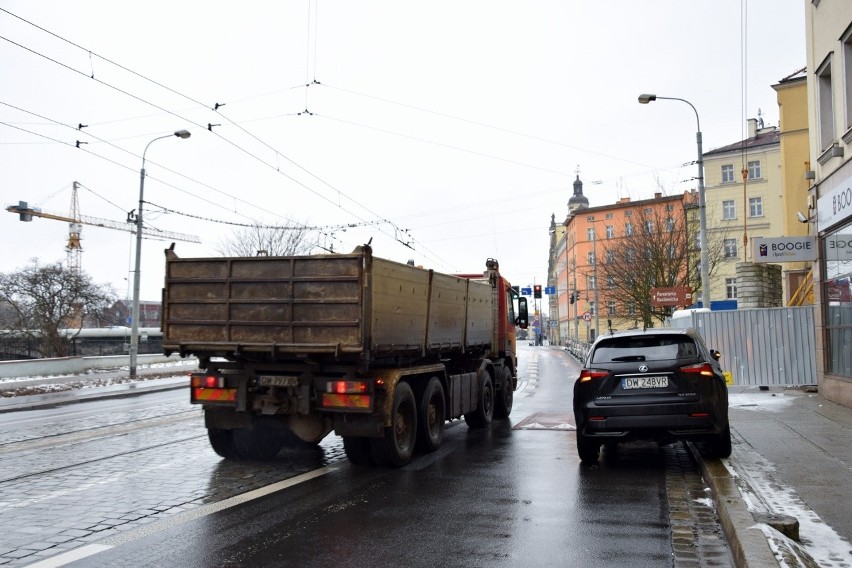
[[639, 365, 649, 373]]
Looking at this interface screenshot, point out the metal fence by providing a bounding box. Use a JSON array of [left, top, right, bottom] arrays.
[[668, 306, 817, 386]]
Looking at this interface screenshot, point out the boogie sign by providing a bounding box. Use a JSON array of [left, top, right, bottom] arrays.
[[752, 237, 817, 263]]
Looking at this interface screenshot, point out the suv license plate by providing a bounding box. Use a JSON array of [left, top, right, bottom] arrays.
[[622, 376, 668, 389]]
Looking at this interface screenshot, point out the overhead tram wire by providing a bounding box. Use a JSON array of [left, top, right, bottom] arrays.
[[0, 13, 417, 257]]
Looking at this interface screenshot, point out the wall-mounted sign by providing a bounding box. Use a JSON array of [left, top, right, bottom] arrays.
[[752, 236, 817, 263], [817, 160, 852, 232], [825, 235, 852, 261]]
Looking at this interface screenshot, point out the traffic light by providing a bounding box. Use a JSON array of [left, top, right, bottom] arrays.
[[533, 284, 542, 299], [569, 291, 575, 304], [510, 286, 520, 299]]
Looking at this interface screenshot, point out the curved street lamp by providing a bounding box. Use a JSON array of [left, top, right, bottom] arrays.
[[638, 94, 710, 307], [129, 129, 191, 379]]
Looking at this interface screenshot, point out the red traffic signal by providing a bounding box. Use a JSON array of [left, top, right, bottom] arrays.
[[533, 285, 542, 299]]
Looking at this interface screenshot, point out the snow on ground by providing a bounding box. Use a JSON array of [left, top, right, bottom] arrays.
[[724, 434, 852, 567], [728, 390, 801, 413], [0, 359, 196, 397]]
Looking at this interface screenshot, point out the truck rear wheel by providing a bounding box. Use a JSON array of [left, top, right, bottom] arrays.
[[417, 377, 446, 453], [494, 365, 514, 419], [371, 381, 417, 467], [343, 436, 375, 465], [464, 373, 494, 429], [208, 428, 240, 459]]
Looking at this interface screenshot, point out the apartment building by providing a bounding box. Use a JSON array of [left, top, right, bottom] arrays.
[[806, 0, 852, 407]]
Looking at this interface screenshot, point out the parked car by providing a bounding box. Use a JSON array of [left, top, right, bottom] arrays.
[[573, 328, 731, 464]]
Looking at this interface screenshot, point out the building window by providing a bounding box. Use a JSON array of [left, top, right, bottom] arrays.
[[817, 54, 835, 151], [644, 220, 654, 234], [607, 275, 615, 288], [724, 238, 738, 258], [606, 225, 614, 239], [722, 200, 736, 220], [586, 215, 595, 222], [725, 278, 738, 299], [665, 217, 675, 232], [721, 164, 734, 183], [590, 301, 597, 315], [627, 301, 636, 316], [625, 248, 635, 262], [588, 276, 597, 290], [587, 228, 595, 241], [625, 210, 632, 217], [587, 251, 596, 265], [607, 300, 617, 315], [666, 204, 674, 211], [605, 213, 614, 220], [824, 222, 852, 378], [625, 223, 634, 236], [749, 197, 763, 217], [747, 160, 761, 180], [605, 250, 614, 264], [668, 244, 677, 259]]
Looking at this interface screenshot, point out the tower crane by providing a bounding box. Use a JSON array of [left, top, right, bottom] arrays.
[[6, 181, 201, 274]]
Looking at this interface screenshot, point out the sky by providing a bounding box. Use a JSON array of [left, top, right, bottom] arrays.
[[0, 1, 807, 305]]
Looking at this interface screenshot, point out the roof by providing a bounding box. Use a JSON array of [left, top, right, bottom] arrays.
[[704, 128, 780, 157]]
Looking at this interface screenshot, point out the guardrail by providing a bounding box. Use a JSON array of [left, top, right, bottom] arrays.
[[0, 353, 191, 379], [563, 338, 591, 362]]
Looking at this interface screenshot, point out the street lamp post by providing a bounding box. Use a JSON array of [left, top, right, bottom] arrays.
[[129, 129, 191, 379], [638, 94, 710, 307]]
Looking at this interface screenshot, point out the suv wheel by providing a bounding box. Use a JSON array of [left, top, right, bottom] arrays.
[[706, 424, 732, 458], [576, 430, 600, 464]]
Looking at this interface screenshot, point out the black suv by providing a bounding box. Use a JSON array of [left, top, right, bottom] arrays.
[[573, 328, 731, 464]]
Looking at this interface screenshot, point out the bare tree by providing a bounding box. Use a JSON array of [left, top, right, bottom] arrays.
[[215, 222, 316, 257], [596, 205, 729, 327], [0, 260, 115, 357]]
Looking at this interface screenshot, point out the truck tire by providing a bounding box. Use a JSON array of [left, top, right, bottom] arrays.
[[207, 428, 240, 459], [371, 381, 417, 467], [494, 365, 514, 419], [464, 373, 494, 429], [417, 377, 446, 453], [343, 436, 375, 466]]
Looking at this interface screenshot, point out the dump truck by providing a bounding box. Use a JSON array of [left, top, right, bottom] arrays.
[[162, 245, 528, 467]]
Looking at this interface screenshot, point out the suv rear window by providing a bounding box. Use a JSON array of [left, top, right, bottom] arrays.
[[591, 335, 698, 363]]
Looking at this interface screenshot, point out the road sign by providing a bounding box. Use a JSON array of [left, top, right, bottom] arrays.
[[521, 287, 532, 296], [544, 286, 556, 295], [650, 286, 692, 307], [582, 312, 592, 322]]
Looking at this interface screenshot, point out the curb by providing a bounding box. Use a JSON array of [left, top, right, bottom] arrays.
[[687, 442, 778, 568], [0, 376, 188, 412]]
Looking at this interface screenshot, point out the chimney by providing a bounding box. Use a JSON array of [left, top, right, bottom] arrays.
[[654, 192, 662, 199], [748, 118, 758, 138]]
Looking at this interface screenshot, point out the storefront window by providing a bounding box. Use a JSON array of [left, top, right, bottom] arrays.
[[824, 222, 852, 378]]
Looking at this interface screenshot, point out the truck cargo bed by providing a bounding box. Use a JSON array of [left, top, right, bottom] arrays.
[[162, 246, 493, 366]]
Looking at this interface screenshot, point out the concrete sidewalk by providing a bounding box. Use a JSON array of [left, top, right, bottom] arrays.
[[695, 385, 852, 567]]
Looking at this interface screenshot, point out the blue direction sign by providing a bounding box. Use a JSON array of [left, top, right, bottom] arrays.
[[521, 287, 532, 296], [544, 286, 556, 295]]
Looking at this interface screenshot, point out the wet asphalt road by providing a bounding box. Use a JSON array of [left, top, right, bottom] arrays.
[[2, 345, 732, 567]]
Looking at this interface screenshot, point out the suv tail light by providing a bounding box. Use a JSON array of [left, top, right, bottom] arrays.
[[579, 369, 609, 383], [680, 363, 714, 377]]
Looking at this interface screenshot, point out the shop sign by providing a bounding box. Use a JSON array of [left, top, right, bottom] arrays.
[[752, 237, 817, 263]]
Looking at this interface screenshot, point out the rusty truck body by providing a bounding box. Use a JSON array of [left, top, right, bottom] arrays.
[[162, 245, 528, 467]]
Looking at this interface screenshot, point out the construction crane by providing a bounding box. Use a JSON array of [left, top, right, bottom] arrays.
[[6, 181, 201, 274]]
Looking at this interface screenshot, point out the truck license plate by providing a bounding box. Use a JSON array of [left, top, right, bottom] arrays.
[[258, 375, 299, 387], [622, 376, 668, 389]]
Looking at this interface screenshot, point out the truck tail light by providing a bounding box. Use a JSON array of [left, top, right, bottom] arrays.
[[680, 363, 714, 377], [327, 380, 368, 394], [191, 374, 225, 388], [579, 369, 608, 383], [190, 373, 235, 404]]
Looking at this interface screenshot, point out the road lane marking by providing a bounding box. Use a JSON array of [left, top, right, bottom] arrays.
[[25, 462, 345, 567]]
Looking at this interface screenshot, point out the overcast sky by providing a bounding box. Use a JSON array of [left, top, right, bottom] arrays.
[[1, 1, 806, 306]]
